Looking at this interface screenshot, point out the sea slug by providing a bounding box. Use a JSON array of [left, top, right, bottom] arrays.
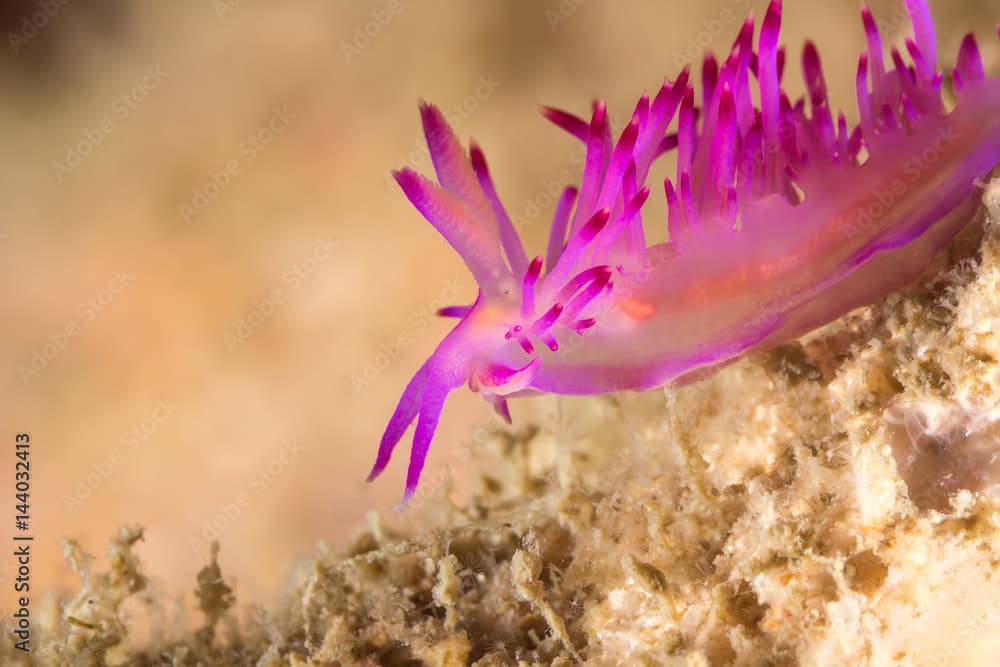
[[369, 0, 1000, 501]]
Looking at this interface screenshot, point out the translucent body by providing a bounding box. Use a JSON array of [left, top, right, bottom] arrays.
[[370, 0, 1000, 501]]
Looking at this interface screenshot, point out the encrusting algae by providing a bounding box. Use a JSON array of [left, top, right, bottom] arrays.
[[6, 180, 1000, 666]]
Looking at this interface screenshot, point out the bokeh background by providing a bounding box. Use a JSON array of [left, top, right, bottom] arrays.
[[1, 0, 997, 622]]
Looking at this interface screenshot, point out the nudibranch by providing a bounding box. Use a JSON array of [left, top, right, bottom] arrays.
[[370, 0, 1000, 501]]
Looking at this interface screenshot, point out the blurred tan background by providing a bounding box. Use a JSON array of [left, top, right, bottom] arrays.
[[1, 0, 996, 619]]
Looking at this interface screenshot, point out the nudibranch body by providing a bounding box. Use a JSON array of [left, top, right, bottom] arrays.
[[370, 0, 1000, 501]]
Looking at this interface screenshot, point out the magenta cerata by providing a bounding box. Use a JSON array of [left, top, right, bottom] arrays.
[[369, 0, 1000, 501]]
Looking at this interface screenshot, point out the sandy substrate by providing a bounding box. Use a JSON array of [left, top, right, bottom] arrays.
[[3, 1, 996, 614], [5, 181, 1000, 666]]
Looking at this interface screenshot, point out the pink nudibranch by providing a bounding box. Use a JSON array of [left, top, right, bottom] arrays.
[[370, 0, 1000, 502]]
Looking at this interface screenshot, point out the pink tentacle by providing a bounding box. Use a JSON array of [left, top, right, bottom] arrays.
[[904, 0, 937, 75], [437, 305, 471, 318], [470, 143, 529, 275], [546, 207, 610, 287], [759, 0, 783, 191], [856, 53, 875, 143], [520, 256, 543, 318], [403, 375, 449, 502], [420, 103, 496, 231], [539, 106, 589, 142], [568, 102, 609, 238], [664, 178, 682, 240], [393, 168, 507, 286], [368, 358, 431, 482], [546, 187, 578, 272], [597, 117, 639, 211], [561, 271, 612, 322], [956, 33, 985, 87], [861, 5, 887, 111]]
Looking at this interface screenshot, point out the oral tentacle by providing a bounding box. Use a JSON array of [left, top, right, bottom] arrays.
[[368, 357, 431, 482], [483, 393, 512, 424], [477, 357, 542, 394], [404, 373, 450, 502]]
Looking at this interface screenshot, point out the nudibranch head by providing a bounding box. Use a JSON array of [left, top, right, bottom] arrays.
[[370, 0, 1000, 503]]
